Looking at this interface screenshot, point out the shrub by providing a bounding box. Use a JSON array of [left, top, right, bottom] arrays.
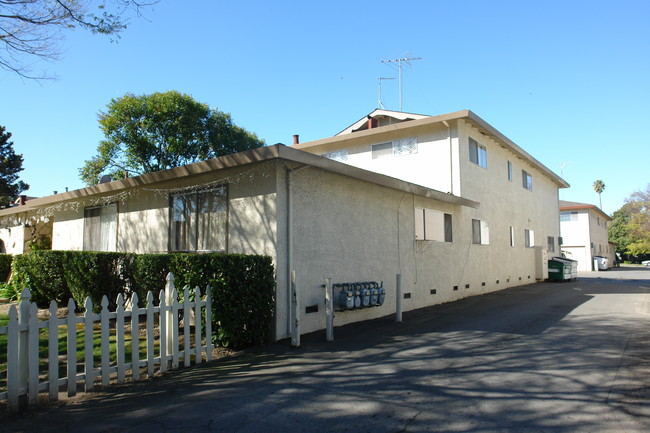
[[8, 250, 275, 349], [0, 253, 12, 282]]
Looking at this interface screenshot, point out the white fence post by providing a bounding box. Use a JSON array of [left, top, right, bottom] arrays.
[[325, 278, 334, 342], [6, 305, 19, 412], [17, 288, 31, 404]]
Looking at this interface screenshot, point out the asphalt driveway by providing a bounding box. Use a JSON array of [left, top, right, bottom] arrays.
[[3, 267, 650, 432]]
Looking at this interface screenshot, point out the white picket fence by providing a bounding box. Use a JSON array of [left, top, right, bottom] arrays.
[[0, 272, 213, 413]]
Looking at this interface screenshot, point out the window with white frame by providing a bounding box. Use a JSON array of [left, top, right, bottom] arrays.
[[472, 219, 490, 245], [372, 137, 418, 159], [547, 236, 555, 252], [560, 211, 578, 222], [170, 186, 227, 252], [507, 161, 513, 181], [525, 229, 535, 248], [469, 138, 487, 168], [415, 208, 452, 242], [83, 203, 117, 251], [323, 149, 349, 162], [522, 170, 533, 190]]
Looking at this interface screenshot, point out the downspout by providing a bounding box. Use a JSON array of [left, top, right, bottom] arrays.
[[285, 164, 308, 342], [442, 120, 454, 194]]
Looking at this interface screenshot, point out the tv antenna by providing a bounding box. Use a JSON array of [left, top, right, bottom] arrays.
[[382, 54, 421, 112], [377, 77, 396, 109]]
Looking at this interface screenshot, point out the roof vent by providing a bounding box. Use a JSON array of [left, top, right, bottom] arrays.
[[99, 175, 112, 184]]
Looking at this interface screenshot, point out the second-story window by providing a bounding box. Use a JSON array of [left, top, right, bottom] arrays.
[[372, 137, 418, 159], [522, 170, 533, 190], [469, 138, 487, 168]]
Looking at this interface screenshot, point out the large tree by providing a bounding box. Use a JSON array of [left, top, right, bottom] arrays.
[[609, 184, 650, 257], [0, 126, 29, 207], [79, 91, 265, 185], [0, 0, 156, 78]]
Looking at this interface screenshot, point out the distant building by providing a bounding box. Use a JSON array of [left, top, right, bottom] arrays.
[[559, 200, 613, 270]]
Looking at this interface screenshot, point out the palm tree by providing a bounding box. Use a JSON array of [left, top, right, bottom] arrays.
[[593, 180, 605, 209]]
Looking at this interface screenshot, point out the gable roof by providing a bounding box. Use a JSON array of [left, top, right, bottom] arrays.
[[294, 109, 569, 189], [559, 200, 611, 221], [0, 144, 479, 219], [337, 109, 429, 135]]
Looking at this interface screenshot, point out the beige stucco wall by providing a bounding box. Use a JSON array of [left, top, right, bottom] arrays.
[[51, 162, 279, 256], [273, 160, 559, 339]]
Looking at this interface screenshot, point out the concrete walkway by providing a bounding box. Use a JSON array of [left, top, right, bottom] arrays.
[[3, 267, 650, 432]]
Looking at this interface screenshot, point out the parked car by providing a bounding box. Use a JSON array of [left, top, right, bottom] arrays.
[[594, 256, 609, 270], [642, 260, 650, 267]]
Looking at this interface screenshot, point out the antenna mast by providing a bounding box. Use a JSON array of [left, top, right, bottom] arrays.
[[377, 77, 396, 109], [382, 54, 421, 112]]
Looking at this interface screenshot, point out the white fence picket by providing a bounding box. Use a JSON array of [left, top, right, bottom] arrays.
[[100, 296, 110, 388], [47, 301, 59, 401], [84, 297, 94, 393], [1, 272, 214, 413], [116, 294, 125, 384], [66, 297, 77, 397], [130, 293, 140, 382]]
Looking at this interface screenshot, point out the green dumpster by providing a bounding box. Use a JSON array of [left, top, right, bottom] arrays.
[[548, 259, 571, 281]]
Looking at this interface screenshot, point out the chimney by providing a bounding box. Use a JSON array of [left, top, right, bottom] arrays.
[[19, 195, 26, 206], [367, 116, 377, 129], [293, 134, 300, 145]]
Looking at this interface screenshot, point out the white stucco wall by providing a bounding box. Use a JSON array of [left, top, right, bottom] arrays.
[[560, 208, 611, 271], [0, 224, 25, 254]]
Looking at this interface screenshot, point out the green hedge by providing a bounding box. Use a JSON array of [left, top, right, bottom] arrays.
[[9, 251, 275, 348]]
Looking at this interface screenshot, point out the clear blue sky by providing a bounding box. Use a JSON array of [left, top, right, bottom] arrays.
[[2, 0, 648, 216]]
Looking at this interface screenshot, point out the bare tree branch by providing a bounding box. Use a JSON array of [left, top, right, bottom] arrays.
[[0, 0, 157, 79]]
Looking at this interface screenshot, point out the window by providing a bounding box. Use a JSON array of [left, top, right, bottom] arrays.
[[170, 187, 227, 252], [525, 229, 535, 248], [472, 219, 489, 245], [560, 211, 578, 222], [372, 137, 418, 159], [415, 208, 452, 242], [323, 149, 349, 162], [547, 236, 555, 252], [394, 137, 418, 155], [509, 226, 515, 247], [83, 203, 117, 251], [507, 161, 513, 181], [372, 142, 393, 159], [469, 138, 487, 168], [522, 170, 533, 190]]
